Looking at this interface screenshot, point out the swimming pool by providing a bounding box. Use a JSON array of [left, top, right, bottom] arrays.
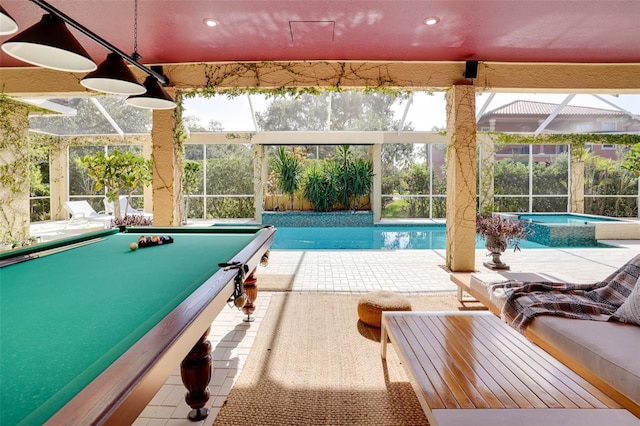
[[272, 225, 552, 250]]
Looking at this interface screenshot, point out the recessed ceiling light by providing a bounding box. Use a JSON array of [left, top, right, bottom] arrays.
[[203, 18, 218, 27], [424, 17, 440, 26]]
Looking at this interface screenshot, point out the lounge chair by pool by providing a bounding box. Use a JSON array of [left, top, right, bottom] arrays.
[[63, 200, 112, 225]]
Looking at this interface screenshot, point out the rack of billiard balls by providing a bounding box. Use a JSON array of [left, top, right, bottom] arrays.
[[129, 235, 174, 251]]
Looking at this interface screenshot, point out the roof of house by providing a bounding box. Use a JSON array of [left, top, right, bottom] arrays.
[[483, 101, 625, 118]]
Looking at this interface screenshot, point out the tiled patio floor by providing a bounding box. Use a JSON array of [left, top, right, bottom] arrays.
[[29, 221, 640, 425]]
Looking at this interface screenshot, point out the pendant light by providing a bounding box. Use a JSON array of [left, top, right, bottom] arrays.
[[126, 74, 177, 110], [125, 0, 176, 110], [80, 52, 145, 95], [1, 14, 96, 72], [0, 5, 18, 35], [79, 0, 144, 95]]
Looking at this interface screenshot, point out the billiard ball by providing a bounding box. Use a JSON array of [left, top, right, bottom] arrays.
[[129, 242, 138, 251]]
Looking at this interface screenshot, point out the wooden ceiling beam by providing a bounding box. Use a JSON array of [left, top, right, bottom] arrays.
[[2, 61, 640, 97]]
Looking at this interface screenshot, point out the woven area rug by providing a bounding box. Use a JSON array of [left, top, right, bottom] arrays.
[[214, 292, 485, 425], [257, 273, 295, 291]]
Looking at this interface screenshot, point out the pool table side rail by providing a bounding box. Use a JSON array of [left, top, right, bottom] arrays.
[[125, 225, 274, 234], [0, 228, 118, 260], [44, 226, 276, 425]]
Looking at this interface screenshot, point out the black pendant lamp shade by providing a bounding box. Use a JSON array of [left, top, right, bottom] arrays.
[[126, 75, 177, 110], [80, 53, 146, 95], [0, 5, 18, 35], [1, 14, 96, 72]]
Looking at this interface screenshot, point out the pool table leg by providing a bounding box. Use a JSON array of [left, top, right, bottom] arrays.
[[181, 327, 212, 420], [242, 269, 258, 322]]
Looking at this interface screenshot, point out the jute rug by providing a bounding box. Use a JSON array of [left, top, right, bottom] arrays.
[[257, 274, 296, 291], [214, 292, 485, 425]]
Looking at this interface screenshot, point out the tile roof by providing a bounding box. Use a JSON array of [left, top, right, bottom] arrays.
[[484, 100, 625, 117]]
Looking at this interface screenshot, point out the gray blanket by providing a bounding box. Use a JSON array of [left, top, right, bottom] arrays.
[[495, 254, 640, 331]]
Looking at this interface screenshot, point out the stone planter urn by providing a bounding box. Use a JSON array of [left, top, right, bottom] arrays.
[[483, 235, 510, 270]]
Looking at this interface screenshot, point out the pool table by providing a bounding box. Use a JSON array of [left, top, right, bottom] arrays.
[[0, 225, 275, 425]]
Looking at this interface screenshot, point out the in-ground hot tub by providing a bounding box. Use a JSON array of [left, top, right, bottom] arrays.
[[500, 213, 638, 247]]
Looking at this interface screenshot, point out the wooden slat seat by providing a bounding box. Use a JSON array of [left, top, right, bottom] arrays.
[[381, 312, 639, 426]]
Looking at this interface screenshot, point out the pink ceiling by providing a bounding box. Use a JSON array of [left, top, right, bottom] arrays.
[[1, 0, 639, 69]]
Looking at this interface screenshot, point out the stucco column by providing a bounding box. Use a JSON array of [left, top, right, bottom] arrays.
[[477, 133, 495, 215], [49, 140, 68, 220], [254, 144, 266, 221], [569, 150, 585, 214], [151, 108, 182, 226], [142, 135, 153, 214], [0, 100, 30, 244], [445, 85, 477, 272], [371, 143, 382, 222]]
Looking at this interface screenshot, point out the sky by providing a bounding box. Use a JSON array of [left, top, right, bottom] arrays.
[[182, 92, 640, 133]]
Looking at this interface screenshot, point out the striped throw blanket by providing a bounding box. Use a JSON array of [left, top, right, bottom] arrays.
[[497, 254, 640, 331]]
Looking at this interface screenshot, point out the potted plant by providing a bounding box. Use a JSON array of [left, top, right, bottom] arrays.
[[77, 150, 152, 218], [112, 214, 153, 231], [0, 224, 36, 250], [0, 232, 20, 251], [476, 214, 527, 270]]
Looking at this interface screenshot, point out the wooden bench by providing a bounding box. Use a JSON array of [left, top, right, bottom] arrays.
[[449, 272, 490, 311], [450, 272, 563, 316], [381, 312, 639, 426]]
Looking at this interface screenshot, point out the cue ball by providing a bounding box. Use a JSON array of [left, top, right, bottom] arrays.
[[129, 242, 138, 251]]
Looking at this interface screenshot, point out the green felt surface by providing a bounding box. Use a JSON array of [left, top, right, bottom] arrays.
[[0, 228, 262, 425]]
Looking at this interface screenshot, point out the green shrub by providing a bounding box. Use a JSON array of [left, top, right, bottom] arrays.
[[272, 147, 303, 210], [333, 145, 374, 210], [302, 163, 338, 212]]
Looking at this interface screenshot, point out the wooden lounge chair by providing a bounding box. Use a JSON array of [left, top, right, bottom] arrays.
[[450, 262, 640, 419]]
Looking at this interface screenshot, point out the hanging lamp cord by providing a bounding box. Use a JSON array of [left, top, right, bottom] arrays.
[[132, 0, 140, 61]]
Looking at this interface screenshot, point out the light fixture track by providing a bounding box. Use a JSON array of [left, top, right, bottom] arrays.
[[29, 0, 168, 85]]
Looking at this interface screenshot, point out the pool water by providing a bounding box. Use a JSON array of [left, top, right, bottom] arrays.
[[517, 213, 620, 225], [272, 225, 550, 250]]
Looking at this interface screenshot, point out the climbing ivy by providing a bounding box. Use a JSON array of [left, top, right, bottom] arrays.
[[487, 132, 640, 151], [0, 96, 31, 247], [180, 61, 409, 100]]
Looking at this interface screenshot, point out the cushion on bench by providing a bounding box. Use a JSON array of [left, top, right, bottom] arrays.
[[613, 277, 640, 326], [528, 315, 640, 407]]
